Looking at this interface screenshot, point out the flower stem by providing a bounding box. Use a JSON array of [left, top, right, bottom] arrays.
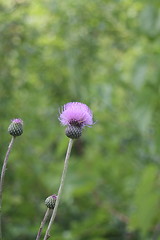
[[36, 208, 51, 240], [43, 139, 74, 240], [0, 136, 15, 239]]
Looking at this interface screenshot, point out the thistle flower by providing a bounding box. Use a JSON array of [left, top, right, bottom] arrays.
[[8, 118, 23, 137], [0, 118, 24, 238], [43, 103, 94, 239], [59, 102, 93, 139]]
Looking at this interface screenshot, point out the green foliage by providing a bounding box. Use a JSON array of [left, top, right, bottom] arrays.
[[0, 0, 160, 239], [129, 165, 160, 236]]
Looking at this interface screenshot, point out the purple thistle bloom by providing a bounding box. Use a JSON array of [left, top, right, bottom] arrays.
[[59, 102, 93, 128], [11, 118, 23, 124]]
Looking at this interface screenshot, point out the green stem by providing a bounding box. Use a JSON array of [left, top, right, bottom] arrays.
[[43, 139, 74, 240], [0, 136, 15, 239], [36, 208, 51, 240]]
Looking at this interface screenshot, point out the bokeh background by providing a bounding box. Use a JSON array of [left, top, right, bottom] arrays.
[[1, 0, 160, 239]]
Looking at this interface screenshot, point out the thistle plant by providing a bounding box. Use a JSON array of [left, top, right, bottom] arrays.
[[43, 102, 94, 239], [36, 195, 57, 240], [0, 118, 23, 239]]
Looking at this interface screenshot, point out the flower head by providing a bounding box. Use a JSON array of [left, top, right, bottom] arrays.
[[8, 118, 23, 137], [45, 194, 57, 209], [59, 102, 93, 128]]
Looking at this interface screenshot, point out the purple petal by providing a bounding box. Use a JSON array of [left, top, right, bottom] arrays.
[[11, 118, 23, 124], [59, 102, 93, 127]]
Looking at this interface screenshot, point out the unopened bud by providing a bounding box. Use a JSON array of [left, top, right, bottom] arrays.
[[45, 195, 57, 209], [8, 119, 23, 137]]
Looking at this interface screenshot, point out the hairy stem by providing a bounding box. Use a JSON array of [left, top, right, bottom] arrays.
[[43, 139, 74, 240], [0, 136, 15, 239], [36, 208, 51, 240]]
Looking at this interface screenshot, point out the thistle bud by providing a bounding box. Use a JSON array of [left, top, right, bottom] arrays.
[[45, 195, 57, 209], [8, 119, 23, 137], [65, 125, 82, 139]]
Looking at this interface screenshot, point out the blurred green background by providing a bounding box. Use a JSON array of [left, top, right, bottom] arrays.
[[1, 0, 160, 239]]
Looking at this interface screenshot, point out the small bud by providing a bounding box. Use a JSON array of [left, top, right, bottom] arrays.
[[8, 119, 23, 137], [45, 195, 57, 209], [65, 125, 82, 139]]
